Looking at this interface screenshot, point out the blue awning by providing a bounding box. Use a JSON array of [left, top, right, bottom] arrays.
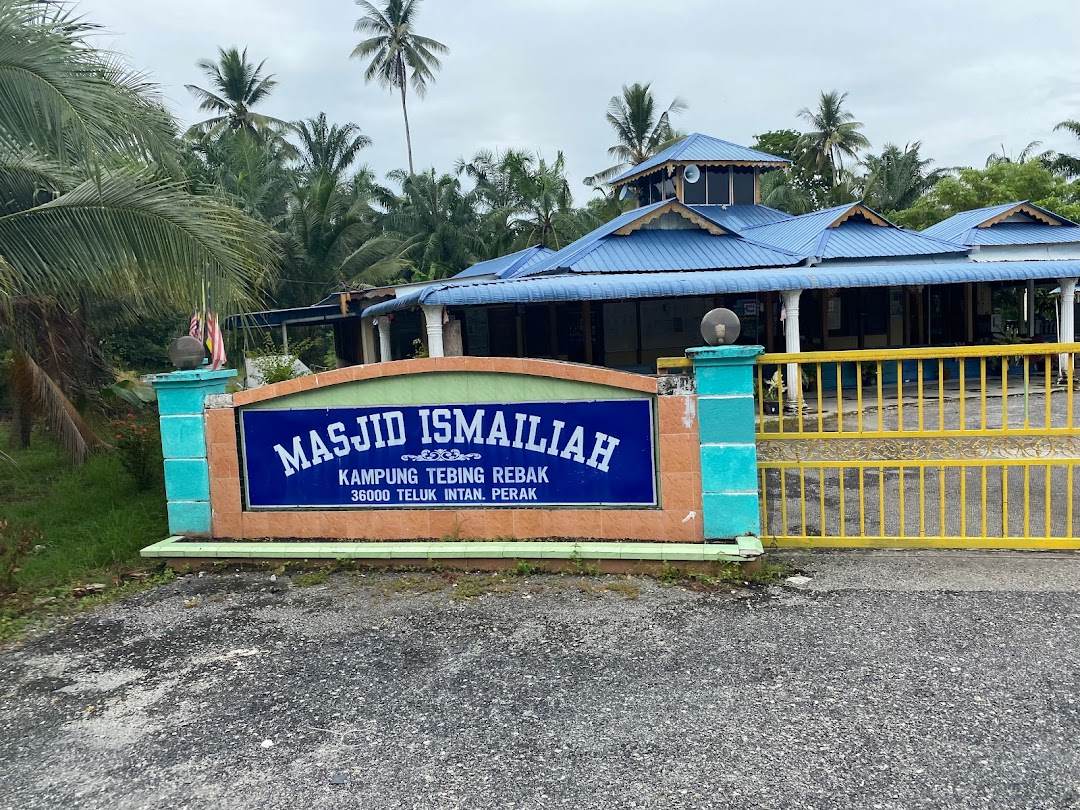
[[363, 289, 425, 318], [225, 293, 367, 329], [359, 260, 1080, 314]]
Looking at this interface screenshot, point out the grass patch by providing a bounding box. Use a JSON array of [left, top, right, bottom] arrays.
[[449, 573, 517, 601], [567, 544, 599, 576], [508, 560, 541, 577], [375, 573, 449, 597], [0, 422, 168, 642], [292, 570, 329, 587], [599, 579, 641, 599]]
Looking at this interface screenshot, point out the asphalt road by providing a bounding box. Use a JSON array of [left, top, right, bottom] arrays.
[[3, 552, 1080, 809]]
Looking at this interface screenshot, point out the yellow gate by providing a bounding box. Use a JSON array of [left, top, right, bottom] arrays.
[[755, 344, 1080, 549]]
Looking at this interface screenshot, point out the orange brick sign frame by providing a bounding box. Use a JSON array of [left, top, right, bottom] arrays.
[[205, 358, 703, 543]]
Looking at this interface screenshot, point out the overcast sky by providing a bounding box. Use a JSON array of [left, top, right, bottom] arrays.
[[83, 0, 1080, 199]]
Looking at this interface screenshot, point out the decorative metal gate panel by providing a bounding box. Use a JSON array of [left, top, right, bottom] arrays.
[[756, 344, 1080, 548]]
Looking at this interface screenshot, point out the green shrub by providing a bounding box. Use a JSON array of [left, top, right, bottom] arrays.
[[111, 414, 160, 491], [247, 332, 313, 384]]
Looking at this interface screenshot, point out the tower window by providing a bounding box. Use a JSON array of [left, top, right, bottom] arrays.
[[706, 167, 730, 204], [732, 169, 755, 205]]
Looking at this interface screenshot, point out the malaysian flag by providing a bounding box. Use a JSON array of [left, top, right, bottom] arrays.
[[187, 307, 226, 369], [205, 311, 226, 370]]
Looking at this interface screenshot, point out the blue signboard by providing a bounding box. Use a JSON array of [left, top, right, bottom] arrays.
[[240, 399, 657, 509]]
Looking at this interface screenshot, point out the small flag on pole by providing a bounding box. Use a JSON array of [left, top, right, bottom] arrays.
[[206, 311, 226, 370], [188, 307, 226, 369]]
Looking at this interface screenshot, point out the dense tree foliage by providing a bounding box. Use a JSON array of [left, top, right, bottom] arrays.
[[891, 161, 1080, 230]]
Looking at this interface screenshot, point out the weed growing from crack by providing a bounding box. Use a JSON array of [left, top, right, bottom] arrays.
[[293, 570, 329, 587]]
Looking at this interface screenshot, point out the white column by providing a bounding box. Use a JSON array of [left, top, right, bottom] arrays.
[[1026, 280, 1036, 337], [422, 305, 445, 359], [1059, 277, 1077, 379], [281, 322, 289, 353], [781, 289, 803, 405], [377, 317, 392, 362], [360, 318, 376, 364]]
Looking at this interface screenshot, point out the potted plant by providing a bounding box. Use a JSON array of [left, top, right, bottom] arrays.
[[761, 370, 784, 415]]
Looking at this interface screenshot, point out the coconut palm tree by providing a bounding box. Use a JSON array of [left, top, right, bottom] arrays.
[[1, 0, 272, 460], [187, 130, 293, 223], [185, 47, 289, 141], [585, 82, 687, 188], [861, 142, 947, 213], [378, 169, 481, 278], [293, 113, 372, 182], [351, 0, 448, 175], [458, 148, 586, 253], [508, 152, 579, 251], [1051, 120, 1080, 178], [797, 90, 871, 187]]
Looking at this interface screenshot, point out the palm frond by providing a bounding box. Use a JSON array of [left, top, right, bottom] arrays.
[[9, 348, 106, 464], [341, 233, 417, 286], [0, 0, 181, 171], [184, 84, 232, 114], [1054, 119, 1080, 140], [0, 147, 78, 211], [0, 170, 273, 312]]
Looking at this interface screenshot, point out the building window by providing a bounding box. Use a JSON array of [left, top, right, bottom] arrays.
[[682, 169, 706, 204], [706, 167, 729, 204], [732, 169, 755, 205]]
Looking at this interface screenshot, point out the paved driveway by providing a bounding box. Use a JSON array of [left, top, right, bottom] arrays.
[[3, 553, 1080, 810]]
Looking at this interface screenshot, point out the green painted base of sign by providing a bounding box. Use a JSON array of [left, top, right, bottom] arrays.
[[141, 536, 763, 562]]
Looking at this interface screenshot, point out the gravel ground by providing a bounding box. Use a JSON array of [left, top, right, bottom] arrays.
[[3, 552, 1080, 810]]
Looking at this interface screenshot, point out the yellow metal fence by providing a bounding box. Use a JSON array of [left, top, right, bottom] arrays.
[[755, 343, 1080, 549]]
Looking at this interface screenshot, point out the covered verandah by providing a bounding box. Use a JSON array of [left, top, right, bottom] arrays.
[[362, 260, 1080, 390]]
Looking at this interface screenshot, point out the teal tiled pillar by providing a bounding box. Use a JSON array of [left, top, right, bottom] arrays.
[[686, 345, 763, 540], [149, 368, 236, 536]]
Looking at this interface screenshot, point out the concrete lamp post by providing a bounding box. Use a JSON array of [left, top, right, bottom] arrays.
[[150, 337, 236, 537]]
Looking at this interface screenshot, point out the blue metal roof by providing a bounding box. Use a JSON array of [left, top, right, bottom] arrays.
[[920, 202, 1019, 243], [688, 204, 791, 232], [519, 200, 698, 276], [819, 223, 968, 259], [404, 260, 1080, 310], [609, 133, 789, 185], [741, 205, 852, 254], [514, 200, 802, 276], [225, 292, 365, 329], [921, 201, 1080, 245], [549, 229, 803, 273], [966, 223, 1080, 246], [451, 245, 555, 280], [743, 203, 967, 260]]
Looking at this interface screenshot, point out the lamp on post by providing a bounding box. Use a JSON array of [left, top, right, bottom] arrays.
[[167, 336, 207, 370]]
